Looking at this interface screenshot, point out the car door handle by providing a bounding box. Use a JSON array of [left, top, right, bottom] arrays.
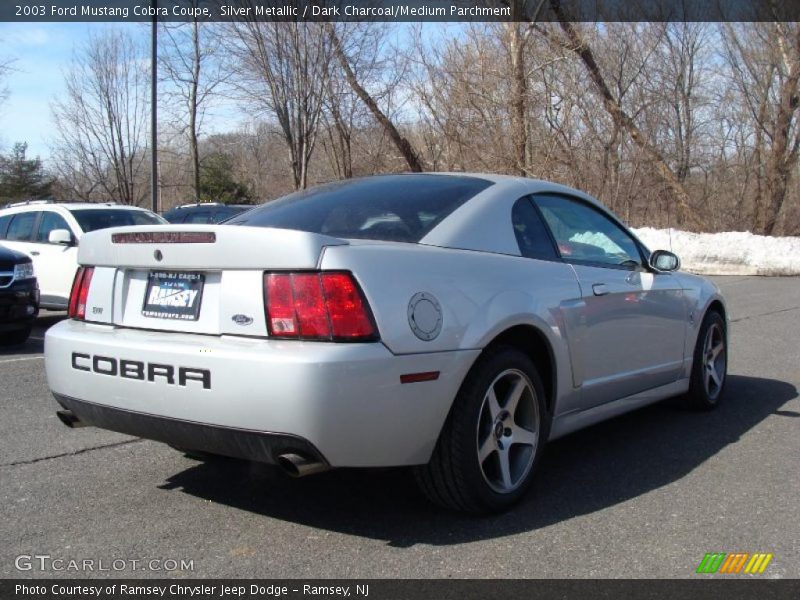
[[30, 251, 40, 256], [592, 283, 609, 296]]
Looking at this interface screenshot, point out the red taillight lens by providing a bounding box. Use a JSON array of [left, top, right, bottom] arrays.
[[292, 274, 330, 338], [68, 266, 94, 320], [264, 271, 377, 342], [320, 273, 376, 339], [264, 273, 296, 335]]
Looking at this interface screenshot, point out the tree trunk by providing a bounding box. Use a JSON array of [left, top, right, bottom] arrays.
[[507, 23, 528, 176], [327, 24, 424, 172], [547, 1, 704, 230], [751, 68, 772, 231], [762, 27, 800, 234]]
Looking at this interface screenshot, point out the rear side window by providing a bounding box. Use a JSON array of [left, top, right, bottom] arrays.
[[226, 175, 493, 243], [512, 198, 558, 260], [37, 212, 73, 243], [71, 209, 164, 233], [0, 214, 11, 239], [535, 194, 643, 269], [6, 212, 37, 241]]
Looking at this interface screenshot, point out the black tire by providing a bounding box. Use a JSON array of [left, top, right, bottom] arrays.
[[414, 346, 549, 514], [684, 310, 727, 411], [0, 326, 32, 346]]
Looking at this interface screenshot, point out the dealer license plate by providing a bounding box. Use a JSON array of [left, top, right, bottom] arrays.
[[142, 271, 205, 320]]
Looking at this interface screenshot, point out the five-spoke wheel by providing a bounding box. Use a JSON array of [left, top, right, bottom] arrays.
[[702, 321, 727, 401], [476, 369, 539, 494], [415, 346, 548, 513], [686, 310, 727, 410]]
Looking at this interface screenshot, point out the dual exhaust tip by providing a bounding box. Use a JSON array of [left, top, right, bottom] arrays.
[[56, 410, 327, 477], [275, 452, 328, 478]]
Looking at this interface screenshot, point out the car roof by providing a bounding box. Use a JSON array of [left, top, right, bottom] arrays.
[[326, 172, 612, 214], [0, 201, 153, 212], [417, 172, 639, 255], [164, 203, 251, 211]]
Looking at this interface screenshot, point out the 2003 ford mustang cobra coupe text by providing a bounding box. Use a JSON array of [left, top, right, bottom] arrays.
[[45, 174, 728, 513]]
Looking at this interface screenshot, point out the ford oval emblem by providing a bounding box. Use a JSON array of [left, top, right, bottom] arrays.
[[231, 314, 253, 326]]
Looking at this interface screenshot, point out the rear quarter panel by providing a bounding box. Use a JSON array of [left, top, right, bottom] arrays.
[[321, 243, 582, 415]]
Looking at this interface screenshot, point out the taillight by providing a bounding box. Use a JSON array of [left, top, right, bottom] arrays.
[[68, 266, 94, 320], [320, 273, 376, 338], [264, 272, 378, 342]]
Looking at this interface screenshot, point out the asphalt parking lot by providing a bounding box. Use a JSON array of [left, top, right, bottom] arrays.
[[1, 276, 798, 579]]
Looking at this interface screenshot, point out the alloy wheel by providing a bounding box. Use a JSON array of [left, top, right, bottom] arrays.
[[703, 323, 727, 401], [476, 368, 540, 494]]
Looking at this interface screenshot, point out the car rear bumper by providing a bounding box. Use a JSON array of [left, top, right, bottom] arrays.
[[54, 393, 328, 466], [45, 320, 479, 467]]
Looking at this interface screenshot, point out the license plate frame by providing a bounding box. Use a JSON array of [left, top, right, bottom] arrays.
[[142, 271, 205, 321]]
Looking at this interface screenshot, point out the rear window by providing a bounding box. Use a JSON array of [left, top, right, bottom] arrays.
[[71, 209, 164, 233], [214, 206, 251, 223], [226, 175, 493, 243], [183, 211, 213, 224], [161, 210, 187, 224]]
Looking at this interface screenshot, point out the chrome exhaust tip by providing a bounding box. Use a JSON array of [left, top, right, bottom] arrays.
[[56, 409, 88, 429], [276, 452, 328, 477]]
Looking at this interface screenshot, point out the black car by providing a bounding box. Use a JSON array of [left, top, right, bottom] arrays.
[[0, 244, 39, 345], [161, 203, 253, 224]]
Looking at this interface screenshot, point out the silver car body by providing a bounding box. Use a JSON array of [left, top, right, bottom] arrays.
[[44, 175, 726, 467]]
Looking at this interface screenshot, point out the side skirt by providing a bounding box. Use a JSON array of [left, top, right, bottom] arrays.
[[548, 378, 690, 441]]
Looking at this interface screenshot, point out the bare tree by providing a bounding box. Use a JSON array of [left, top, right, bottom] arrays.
[[39, 18, 797, 235], [160, 12, 227, 202], [326, 23, 423, 173], [723, 23, 800, 235], [321, 64, 357, 179], [652, 23, 711, 183], [225, 20, 335, 190], [412, 24, 523, 173], [51, 29, 149, 205], [0, 54, 14, 112], [503, 0, 549, 176], [538, 3, 704, 229]]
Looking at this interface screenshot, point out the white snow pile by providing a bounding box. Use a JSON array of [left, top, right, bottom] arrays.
[[632, 228, 800, 276]]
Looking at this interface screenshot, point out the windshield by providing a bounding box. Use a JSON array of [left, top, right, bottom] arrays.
[[71, 209, 165, 233], [225, 175, 492, 243]]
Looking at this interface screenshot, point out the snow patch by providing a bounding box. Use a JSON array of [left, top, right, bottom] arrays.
[[632, 228, 800, 276]]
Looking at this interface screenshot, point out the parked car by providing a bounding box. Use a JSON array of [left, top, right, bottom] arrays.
[[44, 174, 728, 513], [161, 203, 253, 224], [0, 201, 166, 310], [0, 244, 39, 345]]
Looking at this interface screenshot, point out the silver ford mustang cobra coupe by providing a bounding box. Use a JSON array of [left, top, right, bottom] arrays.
[[45, 174, 728, 513]]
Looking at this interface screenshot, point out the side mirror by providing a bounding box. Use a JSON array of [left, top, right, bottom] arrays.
[[650, 249, 680, 272], [48, 229, 74, 246]]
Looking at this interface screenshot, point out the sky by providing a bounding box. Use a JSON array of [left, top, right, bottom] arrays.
[[0, 21, 242, 165], [0, 21, 449, 167], [0, 22, 101, 161]]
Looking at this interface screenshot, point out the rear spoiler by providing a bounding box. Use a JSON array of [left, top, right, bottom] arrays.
[[77, 225, 348, 270]]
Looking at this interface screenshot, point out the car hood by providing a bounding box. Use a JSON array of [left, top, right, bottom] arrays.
[[0, 243, 31, 269]]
